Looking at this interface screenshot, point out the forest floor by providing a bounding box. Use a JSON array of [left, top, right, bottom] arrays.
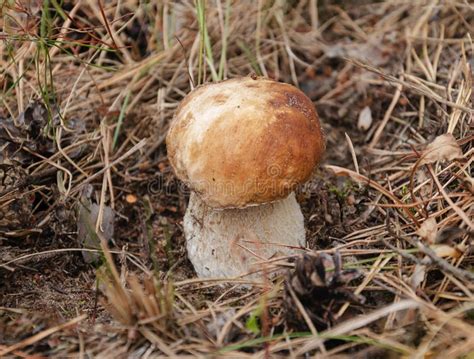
[[0, 0, 473, 357]]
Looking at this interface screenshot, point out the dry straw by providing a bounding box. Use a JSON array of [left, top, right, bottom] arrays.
[[0, 0, 473, 357]]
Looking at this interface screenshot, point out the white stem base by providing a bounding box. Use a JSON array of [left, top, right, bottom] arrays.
[[184, 192, 306, 279]]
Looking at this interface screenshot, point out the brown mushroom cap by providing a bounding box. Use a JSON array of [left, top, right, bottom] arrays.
[[166, 77, 325, 209]]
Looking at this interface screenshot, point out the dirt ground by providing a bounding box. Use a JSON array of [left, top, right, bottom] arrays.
[[1, 0, 473, 357]]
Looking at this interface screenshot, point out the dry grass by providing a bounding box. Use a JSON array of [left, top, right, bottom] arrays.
[[1, 0, 473, 357]]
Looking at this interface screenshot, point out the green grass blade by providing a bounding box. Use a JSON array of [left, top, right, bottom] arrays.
[[113, 91, 131, 151]]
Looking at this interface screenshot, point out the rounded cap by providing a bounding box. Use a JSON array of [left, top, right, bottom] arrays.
[[166, 77, 325, 209]]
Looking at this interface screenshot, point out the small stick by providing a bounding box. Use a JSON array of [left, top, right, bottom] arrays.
[[369, 82, 403, 149]]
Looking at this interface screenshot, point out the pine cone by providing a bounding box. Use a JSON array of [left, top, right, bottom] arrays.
[[284, 251, 365, 331]]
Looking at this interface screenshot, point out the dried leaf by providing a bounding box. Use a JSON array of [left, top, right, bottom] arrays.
[[432, 244, 465, 259], [77, 192, 115, 264], [17, 101, 48, 139], [420, 134, 463, 165], [409, 264, 426, 289], [325, 39, 391, 66], [417, 217, 438, 244]]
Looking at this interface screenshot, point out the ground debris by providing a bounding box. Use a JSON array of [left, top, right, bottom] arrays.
[[1, 0, 473, 357], [0, 101, 85, 234], [420, 133, 463, 165]]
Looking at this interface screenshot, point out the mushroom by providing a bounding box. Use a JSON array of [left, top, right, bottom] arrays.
[[166, 77, 325, 278]]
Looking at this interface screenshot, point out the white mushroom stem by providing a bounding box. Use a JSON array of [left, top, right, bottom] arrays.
[[184, 192, 306, 279]]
